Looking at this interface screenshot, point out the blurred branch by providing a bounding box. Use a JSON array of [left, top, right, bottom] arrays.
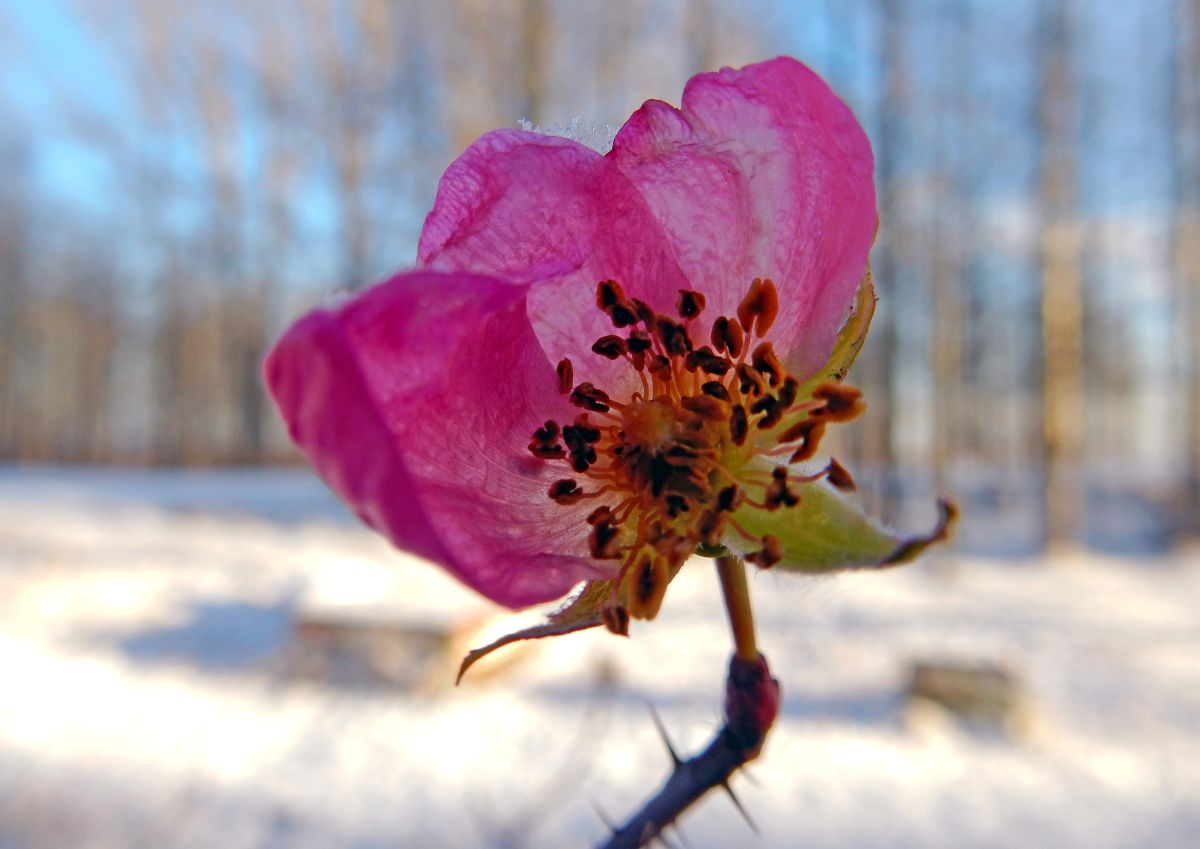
[[596, 653, 779, 849]]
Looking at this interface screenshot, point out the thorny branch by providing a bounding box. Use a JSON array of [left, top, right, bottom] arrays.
[[595, 652, 780, 849]]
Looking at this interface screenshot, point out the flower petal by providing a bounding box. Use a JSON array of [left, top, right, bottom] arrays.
[[417, 130, 691, 388], [729, 483, 956, 573], [609, 56, 877, 380], [264, 270, 608, 608]]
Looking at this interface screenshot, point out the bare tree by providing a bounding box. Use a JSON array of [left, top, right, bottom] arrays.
[[1038, 0, 1085, 545], [1174, 0, 1200, 532]]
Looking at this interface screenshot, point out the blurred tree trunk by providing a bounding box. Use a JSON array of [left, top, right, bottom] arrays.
[[519, 0, 549, 123], [0, 142, 30, 458], [930, 2, 968, 509], [866, 0, 904, 520], [1174, 0, 1200, 531], [1038, 0, 1084, 545]]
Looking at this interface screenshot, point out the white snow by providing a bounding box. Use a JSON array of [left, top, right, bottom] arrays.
[[0, 466, 1197, 848]]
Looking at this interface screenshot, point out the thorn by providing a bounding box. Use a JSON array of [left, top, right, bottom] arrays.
[[737, 764, 761, 788], [647, 702, 683, 767], [591, 799, 617, 833], [656, 828, 683, 849], [672, 821, 696, 849], [720, 780, 759, 835]]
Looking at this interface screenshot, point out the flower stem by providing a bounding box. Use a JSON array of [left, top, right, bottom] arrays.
[[715, 555, 758, 662]]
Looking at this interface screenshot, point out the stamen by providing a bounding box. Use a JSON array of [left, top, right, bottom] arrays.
[[528, 420, 565, 459], [601, 604, 630, 636], [736, 278, 780, 337], [751, 342, 784, 387], [685, 347, 733, 377], [681, 395, 731, 422], [710, 316, 745, 359], [777, 376, 799, 410], [764, 466, 800, 509], [735, 363, 766, 397], [788, 419, 827, 463], [627, 554, 669, 619], [825, 458, 856, 491], [597, 280, 639, 327], [592, 335, 627, 360], [811, 383, 866, 422], [631, 298, 657, 327], [745, 534, 782, 569], [676, 289, 707, 320], [716, 484, 743, 512], [730, 405, 749, 446], [750, 395, 784, 430], [701, 381, 731, 402], [626, 330, 652, 354], [570, 382, 613, 413], [548, 479, 585, 505], [586, 504, 614, 526], [589, 517, 624, 559], [556, 359, 573, 394], [655, 316, 693, 356]]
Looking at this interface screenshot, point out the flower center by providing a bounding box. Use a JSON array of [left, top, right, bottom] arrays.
[[528, 278, 865, 630]]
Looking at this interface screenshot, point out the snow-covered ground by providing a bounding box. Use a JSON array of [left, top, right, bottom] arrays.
[[0, 466, 1197, 849]]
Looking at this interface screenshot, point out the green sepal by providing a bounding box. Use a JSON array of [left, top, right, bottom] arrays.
[[797, 265, 877, 394], [730, 481, 956, 574], [456, 579, 611, 683]]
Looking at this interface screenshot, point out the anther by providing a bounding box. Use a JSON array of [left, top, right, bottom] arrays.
[[589, 518, 624, 559], [750, 395, 784, 430], [764, 466, 800, 509], [626, 330, 652, 353], [681, 395, 731, 422], [592, 335, 627, 360], [587, 505, 614, 526], [711, 316, 745, 359], [812, 383, 866, 422], [735, 363, 766, 397], [697, 509, 726, 546], [656, 316, 694, 356], [596, 280, 638, 327], [556, 359, 573, 394], [631, 298, 656, 327], [562, 422, 600, 453], [676, 289, 707, 320], [701, 381, 731, 402], [628, 555, 669, 619], [528, 420, 565, 459], [601, 604, 630, 636], [597, 279, 625, 309], [716, 484, 743, 513], [825, 458, 856, 491], [745, 534, 782, 569], [777, 376, 799, 410], [736, 278, 780, 336], [787, 420, 827, 463], [751, 342, 784, 387], [730, 405, 749, 446], [569, 382, 611, 413], [648, 354, 673, 381], [548, 479, 585, 504], [685, 347, 733, 376], [664, 494, 691, 517]]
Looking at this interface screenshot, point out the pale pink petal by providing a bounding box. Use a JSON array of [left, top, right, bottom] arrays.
[[609, 56, 876, 379], [417, 130, 691, 390], [264, 270, 609, 608]]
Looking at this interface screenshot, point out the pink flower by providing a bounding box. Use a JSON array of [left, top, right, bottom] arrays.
[[265, 57, 951, 622]]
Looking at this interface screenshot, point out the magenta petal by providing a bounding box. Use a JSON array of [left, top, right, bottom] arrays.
[[417, 130, 691, 388], [264, 270, 608, 608], [610, 56, 877, 379]]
